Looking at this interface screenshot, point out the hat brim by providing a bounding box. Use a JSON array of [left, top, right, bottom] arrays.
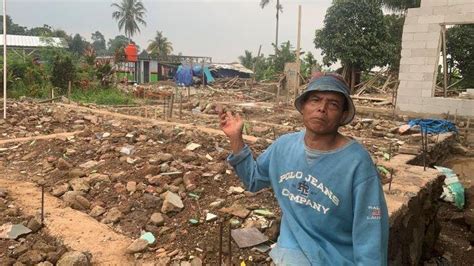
[[294, 88, 356, 126]]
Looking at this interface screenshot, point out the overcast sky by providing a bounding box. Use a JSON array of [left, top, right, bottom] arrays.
[[6, 0, 332, 63]]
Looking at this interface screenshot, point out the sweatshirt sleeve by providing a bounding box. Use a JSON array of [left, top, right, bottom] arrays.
[[352, 176, 389, 266], [227, 142, 276, 192]]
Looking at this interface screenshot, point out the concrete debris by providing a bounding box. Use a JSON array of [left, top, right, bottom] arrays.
[[161, 191, 184, 213]]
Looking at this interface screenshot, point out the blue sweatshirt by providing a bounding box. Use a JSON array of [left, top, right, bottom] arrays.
[[227, 131, 388, 265]]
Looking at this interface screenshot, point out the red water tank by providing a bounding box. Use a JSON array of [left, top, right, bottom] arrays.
[[124, 43, 138, 62]]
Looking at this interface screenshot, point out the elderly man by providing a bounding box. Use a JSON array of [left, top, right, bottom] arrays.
[[219, 73, 388, 265]]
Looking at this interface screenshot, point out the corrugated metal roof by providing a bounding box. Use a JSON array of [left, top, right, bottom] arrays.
[[210, 63, 254, 74], [0, 34, 67, 48]]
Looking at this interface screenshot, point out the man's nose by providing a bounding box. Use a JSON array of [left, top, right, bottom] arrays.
[[316, 101, 328, 113]]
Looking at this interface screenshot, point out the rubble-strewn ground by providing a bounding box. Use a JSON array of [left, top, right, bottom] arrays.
[[1, 83, 472, 265]]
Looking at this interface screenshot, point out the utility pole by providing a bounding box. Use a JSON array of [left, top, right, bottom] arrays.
[[294, 5, 302, 100], [3, 0, 7, 119]]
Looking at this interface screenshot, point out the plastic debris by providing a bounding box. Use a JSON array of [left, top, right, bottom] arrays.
[[140, 231, 156, 244], [185, 143, 201, 151], [435, 166, 465, 209], [0, 223, 32, 240]]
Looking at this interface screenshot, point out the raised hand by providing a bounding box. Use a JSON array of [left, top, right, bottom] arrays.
[[217, 105, 245, 153]]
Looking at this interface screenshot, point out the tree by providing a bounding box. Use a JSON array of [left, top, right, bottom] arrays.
[[107, 35, 132, 53], [238, 50, 255, 69], [301, 52, 321, 78], [383, 14, 405, 72], [270, 41, 295, 72], [70, 34, 87, 56], [91, 31, 107, 54], [314, 0, 389, 90], [111, 0, 147, 42], [381, 0, 421, 12], [0, 15, 27, 35], [147, 31, 173, 57], [260, 0, 283, 50], [28, 24, 53, 36], [446, 24, 474, 88], [50, 52, 76, 92]]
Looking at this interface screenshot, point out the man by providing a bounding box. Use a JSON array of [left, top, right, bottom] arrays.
[[219, 72, 388, 265]]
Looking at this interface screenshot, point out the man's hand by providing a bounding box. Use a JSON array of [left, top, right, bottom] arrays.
[[217, 105, 245, 154]]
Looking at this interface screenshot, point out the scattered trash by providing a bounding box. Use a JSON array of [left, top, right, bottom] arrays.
[[253, 209, 275, 218], [205, 213, 218, 222], [186, 142, 201, 151], [140, 231, 156, 244], [189, 219, 199, 225], [435, 166, 465, 209], [0, 223, 32, 240], [251, 243, 271, 253], [408, 119, 458, 134], [231, 227, 269, 248]]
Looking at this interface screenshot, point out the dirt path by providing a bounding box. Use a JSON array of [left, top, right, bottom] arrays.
[[0, 174, 134, 265], [59, 103, 263, 143], [0, 131, 83, 145]]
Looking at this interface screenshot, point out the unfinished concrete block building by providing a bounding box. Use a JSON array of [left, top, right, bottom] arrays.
[[396, 0, 474, 117]]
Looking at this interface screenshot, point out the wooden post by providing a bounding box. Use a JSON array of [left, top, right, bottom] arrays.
[[187, 86, 190, 99], [67, 81, 72, 103], [169, 93, 174, 119], [442, 25, 448, 98], [294, 5, 302, 99], [163, 96, 167, 119], [179, 92, 183, 120], [252, 45, 262, 85]]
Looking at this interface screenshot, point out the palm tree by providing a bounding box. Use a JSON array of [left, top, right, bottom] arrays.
[[111, 0, 147, 42], [260, 0, 283, 51], [381, 0, 421, 12], [238, 50, 255, 69], [147, 31, 173, 57]]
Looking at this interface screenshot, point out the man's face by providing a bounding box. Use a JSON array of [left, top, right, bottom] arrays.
[[301, 91, 348, 135]]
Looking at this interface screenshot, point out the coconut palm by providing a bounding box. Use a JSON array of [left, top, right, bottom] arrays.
[[111, 0, 147, 42], [260, 0, 283, 50], [147, 31, 173, 57]]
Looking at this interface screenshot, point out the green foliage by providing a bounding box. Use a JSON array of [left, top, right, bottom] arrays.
[[111, 0, 147, 40], [70, 34, 88, 56], [71, 87, 134, 105], [147, 31, 173, 57], [380, 0, 421, 12], [0, 15, 28, 34], [91, 31, 107, 54], [238, 50, 255, 69], [108, 35, 131, 53], [314, 0, 390, 71], [301, 52, 321, 78], [446, 24, 474, 88], [383, 14, 405, 72], [50, 52, 76, 93]]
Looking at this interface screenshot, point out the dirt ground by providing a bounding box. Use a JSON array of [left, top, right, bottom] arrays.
[[0, 84, 472, 265]]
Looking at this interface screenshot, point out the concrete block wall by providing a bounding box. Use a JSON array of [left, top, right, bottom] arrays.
[[396, 0, 474, 117]]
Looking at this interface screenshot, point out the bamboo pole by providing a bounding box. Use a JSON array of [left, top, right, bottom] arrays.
[[3, 0, 6, 119], [442, 25, 448, 98], [294, 5, 302, 99]]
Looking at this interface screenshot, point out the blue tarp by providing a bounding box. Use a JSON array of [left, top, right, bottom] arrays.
[[408, 119, 458, 134], [175, 65, 214, 86]]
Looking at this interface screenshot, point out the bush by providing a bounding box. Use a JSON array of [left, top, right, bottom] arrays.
[[71, 86, 134, 105], [50, 52, 75, 93]]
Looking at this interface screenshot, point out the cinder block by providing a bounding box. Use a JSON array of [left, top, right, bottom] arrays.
[[404, 40, 427, 49], [445, 13, 474, 24], [404, 16, 420, 25], [422, 89, 434, 98], [397, 95, 423, 105], [410, 64, 437, 73], [449, 0, 474, 5], [425, 39, 441, 49], [402, 33, 415, 41], [404, 24, 430, 33], [422, 0, 448, 8], [413, 32, 440, 41], [400, 57, 425, 65], [399, 72, 424, 81], [422, 104, 445, 115], [410, 48, 438, 57], [418, 15, 446, 24], [401, 49, 412, 58], [398, 103, 423, 113], [422, 72, 436, 82], [405, 81, 432, 90], [428, 24, 441, 32], [425, 56, 440, 66], [460, 100, 474, 116], [399, 65, 411, 73]]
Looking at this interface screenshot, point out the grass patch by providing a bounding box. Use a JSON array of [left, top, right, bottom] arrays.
[[71, 87, 135, 105]]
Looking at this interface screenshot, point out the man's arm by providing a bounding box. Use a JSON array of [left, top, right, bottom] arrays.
[[219, 107, 273, 192], [352, 176, 389, 266]]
